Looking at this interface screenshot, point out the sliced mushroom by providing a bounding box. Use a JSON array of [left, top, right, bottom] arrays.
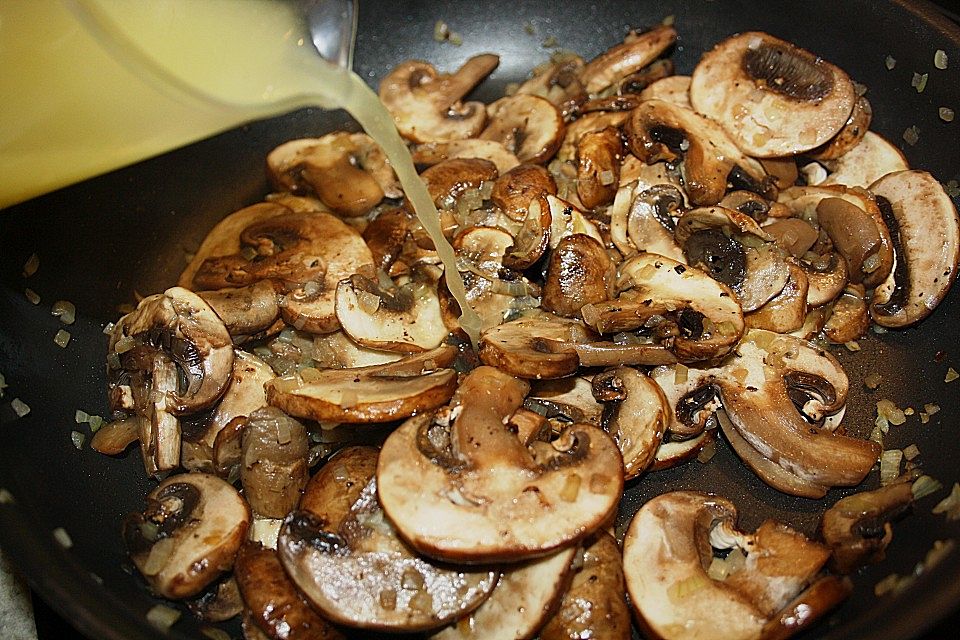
[[539, 532, 630, 640], [823, 284, 869, 344], [547, 194, 604, 249], [822, 131, 909, 188], [816, 196, 894, 288], [335, 274, 448, 353], [627, 100, 772, 206], [187, 576, 243, 623], [623, 184, 686, 262], [576, 126, 623, 209], [181, 350, 274, 474], [363, 207, 414, 273], [614, 58, 675, 96], [479, 94, 565, 164], [419, 157, 499, 208], [764, 218, 819, 258], [557, 111, 629, 163], [198, 281, 282, 342], [761, 575, 853, 640], [689, 32, 856, 157], [638, 75, 692, 108], [278, 446, 498, 632], [377, 366, 624, 562], [379, 54, 500, 143], [820, 474, 917, 574], [800, 251, 848, 307], [651, 430, 716, 470], [240, 406, 309, 519], [579, 25, 677, 95], [745, 263, 809, 334], [265, 350, 458, 424], [490, 164, 558, 222], [431, 546, 578, 640], [623, 491, 840, 640], [760, 157, 800, 191], [527, 375, 605, 428], [516, 52, 586, 116], [581, 253, 745, 363], [649, 362, 722, 440], [235, 543, 344, 640], [869, 170, 960, 328], [542, 234, 614, 318], [123, 473, 250, 599], [808, 95, 872, 161], [412, 139, 520, 174], [266, 134, 400, 217], [478, 314, 596, 379], [592, 366, 669, 479]]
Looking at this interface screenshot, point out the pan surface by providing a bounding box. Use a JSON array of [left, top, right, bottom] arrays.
[[1, 1, 959, 639]]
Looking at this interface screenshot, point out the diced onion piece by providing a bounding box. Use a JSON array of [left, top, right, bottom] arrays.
[[54, 329, 71, 348], [51, 300, 77, 325], [11, 398, 30, 417], [70, 431, 85, 449], [885, 55, 896, 70], [933, 482, 960, 521], [935, 49, 948, 70], [876, 399, 906, 426], [53, 527, 73, 549], [22, 253, 39, 278], [879, 449, 903, 486], [88, 415, 104, 432], [945, 368, 958, 383], [0, 372, 7, 397], [114, 336, 137, 354], [941, 107, 955, 123], [25, 288, 40, 305], [925, 403, 941, 416], [146, 604, 182, 631], [903, 126, 920, 145], [0, 488, 14, 505], [667, 573, 710, 602], [201, 628, 233, 640], [864, 372, 882, 390], [75, 410, 90, 424], [911, 474, 942, 500], [903, 444, 921, 461]]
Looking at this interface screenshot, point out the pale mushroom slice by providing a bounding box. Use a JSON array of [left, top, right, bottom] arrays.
[[624, 99, 772, 206], [578, 25, 677, 95], [744, 263, 809, 334], [377, 366, 624, 563], [197, 280, 282, 342], [479, 94, 565, 164], [526, 375, 605, 428], [638, 74, 692, 108], [592, 366, 669, 479], [650, 431, 716, 471], [266, 133, 401, 217], [431, 546, 578, 640], [265, 358, 458, 424], [689, 32, 856, 157], [123, 473, 251, 599], [181, 350, 275, 474], [547, 194, 604, 249], [380, 54, 500, 143], [869, 170, 960, 328], [539, 532, 630, 640], [235, 542, 344, 640], [412, 139, 521, 174], [822, 284, 869, 344], [807, 95, 872, 161], [478, 313, 595, 379], [622, 184, 686, 263], [278, 446, 498, 632], [580, 253, 746, 363], [335, 274, 448, 353], [541, 233, 613, 318], [822, 131, 909, 188], [623, 491, 842, 640]]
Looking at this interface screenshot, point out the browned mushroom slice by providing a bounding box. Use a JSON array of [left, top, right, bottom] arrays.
[[615, 58, 675, 95], [542, 234, 613, 318], [412, 139, 520, 174], [801, 252, 848, 307], [582, 253, 745, 363], [378, 366, 624, 563], [808, 96, 872, 161], [515, 52, 586, 116], [539, 532, 630, 640], [649, 362, 722, 441], [478, 314, 594, 379], [181, 350, 274, 474], [240, 406, 309, 519], [759, 157, 800, 191], [419, 157, 499, 208], [335, 275, 448, 353], [745, 263, 809, 334], [576, 126, 623, 209], [625, 99, 771, 206], [764, 218, 819, 258], [822, 131, 909, 188], [502, 195, 552, 271], [266, 134, 400, 216], [592, 367, 669, 479], [266, 365, 457, 424], [821, 474, 917, 574], [638, 75, 692, 108], [431, 546, 578, 640], [689, 32, 856, 157], [816, 196, 894, 289], [379, 54, 500, 143], [869, 170, 960, 328], [760, 575, 853, 640], [235, 542, 344, 640], [179, 201, 293, 289], [278, 447, 497, 632], [490, 164, 558, 222], [823, 284, 869, 344], [198, 280, 282, 341], [479, 94, 565, 164], [579, 25, 677, 95], [557, 111, 629, 163], [123, 473, 251, 599], [650, 431, 715, 471], [547, 194, 604, 249], [623, 491, 840, 640]]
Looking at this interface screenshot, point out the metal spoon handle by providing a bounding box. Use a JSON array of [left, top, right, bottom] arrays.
[[304, 0, 358, 69]]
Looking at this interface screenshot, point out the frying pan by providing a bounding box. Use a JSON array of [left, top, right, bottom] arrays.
[[1, 1, 959, 638]]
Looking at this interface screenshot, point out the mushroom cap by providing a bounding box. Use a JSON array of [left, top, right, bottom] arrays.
[[377, 366, 624, 563], [579, 25, 677, 95], [480, 94, 566, 164], [412, 139, 520, 175], [689, 32, 856, 157], [869, 170, 960, 328], [197, 280, 282, 341], [639, 75, 692, 108], [124, 473, 250, 600], [542, 234, 614, 318], [822, 131, 909, 189], [478, 314, 595, 379]]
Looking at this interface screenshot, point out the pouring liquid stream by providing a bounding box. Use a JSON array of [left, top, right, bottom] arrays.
[[19, 0, 482, 342]]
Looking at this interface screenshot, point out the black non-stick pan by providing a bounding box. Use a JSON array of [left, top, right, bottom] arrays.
[[2, 1, 959, 639]]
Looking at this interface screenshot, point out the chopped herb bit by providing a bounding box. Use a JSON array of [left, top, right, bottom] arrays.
[[22, 253, 39, 277], [25, 288, 40, 305], [940, 107, 955, 123], [935, 49, 948, 70], [933, 482, 960, 520], [11, 397, 30, 417], [885, 55, 896, 70], [54, 329, 71, 348], [945, 367, 959, 382], [71, 430, 85, 449], [53, 527, 73, 549], [912, 474, 942, 500]]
